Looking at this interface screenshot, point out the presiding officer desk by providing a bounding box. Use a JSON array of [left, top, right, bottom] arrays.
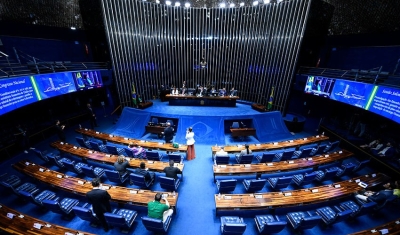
[[13, 161, 178, 208], [51, 141, 184, 173], [165, 94, 239, 107], [76, 128, 188, 153], [211, 135, 329, 155], [0, 203, 95, 235], [213, 150, 353, 181], [215, 173, 389, 213], [349, 217, 400, 235]]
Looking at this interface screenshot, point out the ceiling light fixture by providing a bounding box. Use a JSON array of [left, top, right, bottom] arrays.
[[166, 1, 172, 5], [220, 3, 226, 8], [253, 1, 259, 6], [184, 2, 190, 7], [175, 2, 180, 6], [229, 3, 235, 7]]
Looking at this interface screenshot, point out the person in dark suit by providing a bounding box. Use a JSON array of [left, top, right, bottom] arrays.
[[163, 160, 182, 180], [162, 122, 174, 143], [55, 120, 66, 142], [134, 162, 155, 183], [86, 178, 111, 232], [372, 142, 395, 158], [114, 155, 130, 176], [14, 124, 32, 154], [87, 103, 98, 129], [355, 181, 399, 204], [229, 87, 237, 97], [219, 88, 226, 96]]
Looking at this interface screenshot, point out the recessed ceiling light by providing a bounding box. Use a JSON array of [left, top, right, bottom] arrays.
[[166, 1, 172, 5], [184, 2, 190, 7]]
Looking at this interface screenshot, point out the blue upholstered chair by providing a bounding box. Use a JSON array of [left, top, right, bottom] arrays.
[[130, 173, 155, 188], [32, 149, 53, 162], [47, 154, 70, 169], [19, 189, 57, 207], [235, 154, 254, 164], [254, 214, 287, 234], [340, 200, 377, 218], [168, 154, 183, 163], [76, 137, 91, 148], [220, 216, 247, 235], [315, 167, 339, 182], [104, 169, 129, 185], [61, 159, 85, 174], [336, 162, 356, 177], [293, 148, 313, 159], [142, 215, 172, 234], [243, 179, 267, 192], [267, 176, 293, 190], [72, 204, 100, 227], [310, 144, 328, 156], [104, 208, 138, 233], [80, 164, 105, 179], [88, 141, 107, 153], [124, 148, 135, 158], [286, 211, 322, 231], [274, 149, 295, 162], [231, 122, 240, 129], [216, 179, 237, 193], [151, 117, 159, 125], [292, 172, 318, 187], [159, 176, 180, 192], [316, 206, 352, 226], [324, 141, 340, 153], [166, 119, 174, 127], [106, 145, 125, 155], [0, 175, 38, 196], [215, 155, 230, 165], [42, 197, 80, 220], [256, 152, 275, 163], [0, 174, 21, 189], [352, 159, 370, 172], [147, 151, 163, 161]]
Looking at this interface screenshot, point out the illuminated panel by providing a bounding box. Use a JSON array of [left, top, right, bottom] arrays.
[[329, 79, 376, 109], [367, 86, 400, 124], [33, 72, 77, 100]]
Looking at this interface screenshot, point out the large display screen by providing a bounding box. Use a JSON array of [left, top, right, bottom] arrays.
[[329, 80, 376, 109], [304, 76, 335, 98], [33, 72, 77, 100], [367, 86, 400, 123], [0, 76, 39, 116], [71, 70, 103, 91]]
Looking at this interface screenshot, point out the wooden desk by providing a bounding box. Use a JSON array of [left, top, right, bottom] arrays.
[[230, 128, 256, 137], [145, 125, 165, 135], [13, 161, 178, 208], [50, 141, 184, 173], [138, 101, 153, 109], [211, 135, 329, 155], [213, 150, 353, 181], [251, 103, 268, 112], [214, 173, 389, 213], [76, 128, 188, 153], [349, 218, 400, 235], [0, 204, 95, 235], [166, 94, 238, 107]]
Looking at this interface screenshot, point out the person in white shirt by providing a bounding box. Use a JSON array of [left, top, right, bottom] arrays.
[[185, 127, 195, 160], [360, 139, 381, 150], [238, 144, 252, 156]]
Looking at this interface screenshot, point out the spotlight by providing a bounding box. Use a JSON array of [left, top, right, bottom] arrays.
[[166, 0, 172, 5], [184, 2, 190, 7], [239, 2, 245, 6], [156, 0, 160, 3], [175, 2, 180, 6], [229, 3, 235, 7], [220, 3, 226, 7], [264, 0, 270, 3], [70, 26, 76, 30], [253, 1, 258, 6]]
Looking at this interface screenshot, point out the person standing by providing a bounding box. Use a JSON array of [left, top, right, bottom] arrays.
[[148, 193, 173, 222], [87, 103, 98, 129], [162, 122, 174, 144], [55, 120, 66, 142], [185, 127, 195, 160], [86, 178, 111, 232], [163, 160, 182, 180], [14, 124, 31, 154]]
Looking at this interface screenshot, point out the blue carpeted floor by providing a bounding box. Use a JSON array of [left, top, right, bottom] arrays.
[[0, 102, 399, 235]]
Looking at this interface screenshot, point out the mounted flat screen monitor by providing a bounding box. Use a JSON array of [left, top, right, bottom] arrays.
[[33, 72, 77, 100], [367, 86, 400, 124], [0, 76, 39, 116], [304, 76, 335, 98], [71, 70, 103, 91], [330, 79, 376, 109]]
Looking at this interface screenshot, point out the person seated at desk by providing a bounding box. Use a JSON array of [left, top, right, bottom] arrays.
[[229, 87, 237, 97], [148, 193, 174, 222], [128, 142, 146, 159], [114, 155, 130, 175], [163, 160, 182, 180], [372, 142, 395, 158], [196, 86, 204, 97], [210, 86, 217, 96], [355, 181, 400, 204], [360, 139, 381, 150], [215, 148, 228, 156], [237, 144, 252, 157], [180, 87, 187, 96], [135, 162, 155, 183], [171, 87, 178, 95], [219, 88, 226, 97]]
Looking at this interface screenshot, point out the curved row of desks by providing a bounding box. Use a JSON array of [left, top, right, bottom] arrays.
[[350, 217, 400, 235], [211, 135, 329, 154], [213, 150, 353, 180], [76, 128, 188, 153], [51, 141, 184, 173], [0, 203, 95, 235], [13, 161, 178, 208], [214, 173, 389, 213]]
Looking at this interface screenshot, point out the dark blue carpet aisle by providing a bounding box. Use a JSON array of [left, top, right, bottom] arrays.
[[0, 102, 399, 235]]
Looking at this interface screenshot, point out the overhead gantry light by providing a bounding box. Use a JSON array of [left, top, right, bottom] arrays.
[[253, 1, 259, 6], [166, 0, 172, 5], [184, 2, 190, 7], [229, 3, 235, 7], [175, 1, 181, 6], [219, 2, 226, 8]]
